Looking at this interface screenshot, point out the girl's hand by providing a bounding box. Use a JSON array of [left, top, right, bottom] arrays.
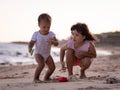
[[75, 51, 86, 59]]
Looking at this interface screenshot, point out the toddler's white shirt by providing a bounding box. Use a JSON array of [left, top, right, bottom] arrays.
[[31, 31, 55, 60]]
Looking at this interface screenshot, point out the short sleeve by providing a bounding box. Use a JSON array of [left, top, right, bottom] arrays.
[[31, 32, 37, 41], [66, 39, 74, 49], [49, 31, 55, 38]]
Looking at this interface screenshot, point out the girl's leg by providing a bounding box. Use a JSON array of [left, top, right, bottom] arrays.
[[66, 49, 75, 76], [80, 57, 92, 79], [44, 56, 55, 81], [34, 54, 45, 81]]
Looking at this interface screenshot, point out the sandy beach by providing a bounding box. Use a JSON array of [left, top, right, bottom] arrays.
[[0, 46, 120, 90]]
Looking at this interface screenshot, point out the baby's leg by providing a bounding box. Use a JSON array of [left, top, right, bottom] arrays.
[[34, 54, 45, 81], [80, 57, 92, 79], [44, 56, 55, 81]]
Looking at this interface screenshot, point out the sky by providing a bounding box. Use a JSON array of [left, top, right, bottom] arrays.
[[0, 0, 120, 42]]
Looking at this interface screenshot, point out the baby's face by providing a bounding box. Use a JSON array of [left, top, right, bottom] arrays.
[[38, 20, 51, 35]]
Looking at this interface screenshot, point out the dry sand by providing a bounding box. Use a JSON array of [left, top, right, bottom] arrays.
[[0, 47, 120, 90]]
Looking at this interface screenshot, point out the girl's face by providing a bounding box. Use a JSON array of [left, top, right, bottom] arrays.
[[38, 20, 51, 35], [72, 30, 85, 43]]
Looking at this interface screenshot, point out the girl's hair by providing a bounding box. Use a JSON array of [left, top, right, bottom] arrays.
[[38, 13, 51, 23], [71, 23, 98, 41]]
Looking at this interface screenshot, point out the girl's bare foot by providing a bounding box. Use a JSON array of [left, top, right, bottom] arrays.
[[80, 75, 87, 79], [33, 80, 45, 83]]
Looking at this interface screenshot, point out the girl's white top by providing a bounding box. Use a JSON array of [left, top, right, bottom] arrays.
[[31, 31, 55, 60]]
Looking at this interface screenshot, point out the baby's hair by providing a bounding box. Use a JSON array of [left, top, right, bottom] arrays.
[[71, 23, 98, 41], [38, 13, 51, 23]]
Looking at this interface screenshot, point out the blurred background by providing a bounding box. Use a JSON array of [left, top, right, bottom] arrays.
[[0, 0, 120, 42]]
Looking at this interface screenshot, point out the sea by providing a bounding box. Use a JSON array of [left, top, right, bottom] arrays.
[[0, 43, 112, 66]]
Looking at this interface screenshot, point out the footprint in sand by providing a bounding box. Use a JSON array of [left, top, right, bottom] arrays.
[[106, 77, 120, 84]]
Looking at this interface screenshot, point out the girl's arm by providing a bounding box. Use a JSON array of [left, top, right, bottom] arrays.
[[86, 42, 97, 58], [60, 44, 68, 69], [75, 42, 97, 59]]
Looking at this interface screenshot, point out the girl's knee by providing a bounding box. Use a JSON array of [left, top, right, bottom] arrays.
[[66, 49, 74, 55], [66, 49, 75, 61], [81, 57, 92, 70]]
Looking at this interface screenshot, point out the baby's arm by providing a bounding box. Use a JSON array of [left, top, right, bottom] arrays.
[[28, 40, 35, 53]]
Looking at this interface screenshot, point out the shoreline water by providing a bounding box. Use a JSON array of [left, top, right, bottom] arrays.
[[0, 43, 114, 66]]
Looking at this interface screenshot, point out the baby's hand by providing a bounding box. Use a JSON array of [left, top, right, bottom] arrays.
[[29, 48, 32, 53], [47, 36, 58, 46], [48, 38, 55, 45], [29, 48, 34, 56]]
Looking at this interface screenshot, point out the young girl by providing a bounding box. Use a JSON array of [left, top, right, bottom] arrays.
[[60, 23, 98, 79], [28, 13, 58, 83]]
